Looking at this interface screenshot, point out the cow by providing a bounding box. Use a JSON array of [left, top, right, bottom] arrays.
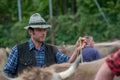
[[94, 41, 120, 57], [58, 41, 120, 57], [0, 48, 9, 71], [6, 58, 119, 80], [5, 47, 11, 57]]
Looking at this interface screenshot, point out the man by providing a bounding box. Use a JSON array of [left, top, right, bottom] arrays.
[[3, 13, 84, 78], [95, 49, 120, 80], [81, 36, 102, 62], [69, 36, 101, 63]]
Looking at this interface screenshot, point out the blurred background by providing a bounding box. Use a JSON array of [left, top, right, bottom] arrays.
[[0, 0, 120, 48]]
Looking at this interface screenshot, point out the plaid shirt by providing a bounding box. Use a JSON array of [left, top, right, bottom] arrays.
[[3, 39, 70, 78], [106, 49, 120, 76]]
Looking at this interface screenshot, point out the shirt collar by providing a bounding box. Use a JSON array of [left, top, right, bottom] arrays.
[[86, 45, 91, 47], [28, 39, 45, 51]]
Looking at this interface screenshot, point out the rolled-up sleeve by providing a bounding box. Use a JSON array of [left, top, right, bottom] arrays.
[[56, 50, 70, 63]]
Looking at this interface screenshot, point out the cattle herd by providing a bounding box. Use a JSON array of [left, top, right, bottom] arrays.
[[0, 40, 120, 80]]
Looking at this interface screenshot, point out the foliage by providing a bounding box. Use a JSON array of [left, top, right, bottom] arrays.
[[0, 0, 120, 48]]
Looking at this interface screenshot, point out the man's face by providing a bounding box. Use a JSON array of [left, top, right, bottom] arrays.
[[30, 28, 47, 43]]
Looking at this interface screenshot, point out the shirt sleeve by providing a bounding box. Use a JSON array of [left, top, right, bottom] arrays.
[[3, 45, 18, 78], [106, 49, 120, 76], [56, 49, 70, 63]]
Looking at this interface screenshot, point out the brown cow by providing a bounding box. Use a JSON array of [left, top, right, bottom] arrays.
[[0, 48, 9, 71], [58, 41, 120, 57], [94, 41, 120, 57]]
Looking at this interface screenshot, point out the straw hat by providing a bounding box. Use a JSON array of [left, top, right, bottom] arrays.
[[24, 13, 51, 29]]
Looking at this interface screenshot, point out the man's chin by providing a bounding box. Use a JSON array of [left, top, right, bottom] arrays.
[[39, 40, 45, 43]]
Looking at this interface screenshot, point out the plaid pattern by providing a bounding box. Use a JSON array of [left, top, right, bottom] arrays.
[[4, 39, 70, 78], [106, 49, 120, 76]]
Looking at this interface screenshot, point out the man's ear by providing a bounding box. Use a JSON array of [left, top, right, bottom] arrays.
[[28, 29, 34, 36]]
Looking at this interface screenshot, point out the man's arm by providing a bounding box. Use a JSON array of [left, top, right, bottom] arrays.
[[95, 62, 114, 80], [68, 48, 79, 63], [68, 38, 87, 63]]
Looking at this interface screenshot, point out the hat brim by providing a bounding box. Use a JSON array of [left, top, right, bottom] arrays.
[[24, 25, 51, 29]]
